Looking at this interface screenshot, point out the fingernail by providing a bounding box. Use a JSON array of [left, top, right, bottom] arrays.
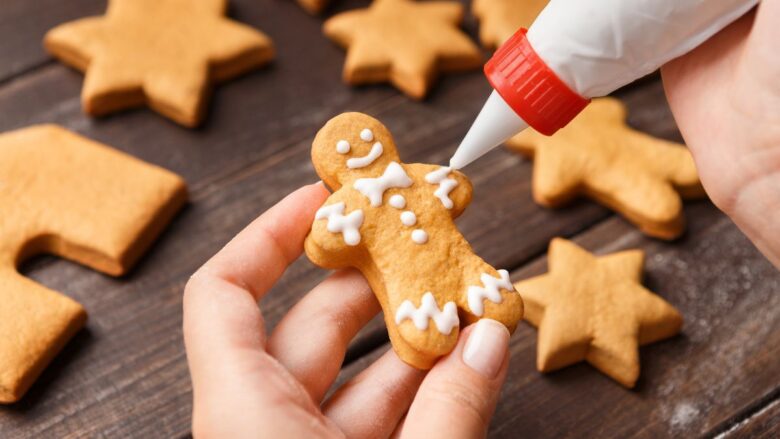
[[462, 319, 510, 378]]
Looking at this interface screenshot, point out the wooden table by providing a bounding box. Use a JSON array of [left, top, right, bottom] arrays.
[[2, 1, 778, 437]]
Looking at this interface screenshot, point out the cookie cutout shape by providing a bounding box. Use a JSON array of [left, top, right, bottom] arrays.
[[506, 98, 706, 240], [323, 0, 482, 100], [305, 113, 523, 369], [0, 125, 187, 403], [516, 238, 682, 388], [44, 0, 274, 127], [473, 0, 548, 48]]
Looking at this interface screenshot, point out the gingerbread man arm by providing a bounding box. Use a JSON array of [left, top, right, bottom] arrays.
[[413, 163, 473, 218], [304, 189, 367, 269]]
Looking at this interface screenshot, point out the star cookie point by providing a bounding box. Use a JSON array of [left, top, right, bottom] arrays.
[[473, 0, 548, 48]]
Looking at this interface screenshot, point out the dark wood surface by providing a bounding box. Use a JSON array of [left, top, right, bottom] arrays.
[[1, 1, 777, 437]]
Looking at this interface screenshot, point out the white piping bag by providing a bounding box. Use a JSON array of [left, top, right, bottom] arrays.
[[450, 0, 759, 170]]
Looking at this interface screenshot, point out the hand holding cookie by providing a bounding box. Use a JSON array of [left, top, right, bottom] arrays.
[[184, 184, 512, 438]]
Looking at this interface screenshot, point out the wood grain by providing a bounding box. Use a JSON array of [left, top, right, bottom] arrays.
[[716, 396, 780, 438], [0, 0, 103, 83], [1, 0, 777, 437]]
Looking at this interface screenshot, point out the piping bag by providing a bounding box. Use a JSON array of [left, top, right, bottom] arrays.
[[450, 0, 759, 170]]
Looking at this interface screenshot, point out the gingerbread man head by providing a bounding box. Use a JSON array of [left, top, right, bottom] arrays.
[[311, 112, 403, 191], [305, 113, 523, 369]]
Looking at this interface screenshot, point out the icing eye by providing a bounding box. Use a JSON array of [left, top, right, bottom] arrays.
[[336, 140, 350, 154], [360, 128, 374, 142]]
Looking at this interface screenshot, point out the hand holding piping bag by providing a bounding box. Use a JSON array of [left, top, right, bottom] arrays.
[[453, 0, 780, 266]]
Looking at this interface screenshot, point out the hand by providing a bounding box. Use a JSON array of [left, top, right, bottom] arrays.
[[661, 2, 780, 267], [183, 183, 512, 438]]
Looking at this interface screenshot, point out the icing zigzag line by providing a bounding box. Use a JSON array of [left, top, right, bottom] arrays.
[[425, 166, 457, 209], [395, 292, 459, 335], [467, 269, 514, 316]]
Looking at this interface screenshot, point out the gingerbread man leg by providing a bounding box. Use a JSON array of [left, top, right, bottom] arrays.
[[390, 289, 461, 369], [458, 263, 524, 332]]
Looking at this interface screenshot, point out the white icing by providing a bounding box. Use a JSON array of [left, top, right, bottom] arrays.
[[395, 292, 459, 335], [314, 202, 364, 246], [425, 166, 458, 209], [411, 229, 428, 244], [336, 140, 350, 154], [347, 142, 384, 169], [360, 128, 374, 142], [467, 270, 514, 316], [354, 162, 412, 207], [389, 194, 406, 209], [400, 211, 416, 226]]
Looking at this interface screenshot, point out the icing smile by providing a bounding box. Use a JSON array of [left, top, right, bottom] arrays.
[[347, 141, 384, 169]]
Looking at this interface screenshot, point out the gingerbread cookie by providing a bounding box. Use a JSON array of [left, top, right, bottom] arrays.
[[44, 0, 274, 127], [323, 0, 482, 100], [0, 125, 187, 403], [305, 113, 523, 369], [506, 98, 706, 240], [473, 0, 548, 48], [516, 238, 683, 388]]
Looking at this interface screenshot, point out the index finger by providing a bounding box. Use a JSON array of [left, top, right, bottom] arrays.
[[199, 181, 329, 299], [184, 182, 328, 384], [184, 183, 332, 428]]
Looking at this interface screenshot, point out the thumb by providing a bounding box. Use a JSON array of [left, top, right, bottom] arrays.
[[401, 319, 511, 439]]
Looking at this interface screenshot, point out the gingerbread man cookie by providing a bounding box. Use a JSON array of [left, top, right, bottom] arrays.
[[305, 113, 523, 369], [516, 238, 683, 388], [0, 125, 187, 403], [44, 0, 274, 127], [506, 98, 706, 240], [323, 0, 482, 100], [473, 0, 548, 48]]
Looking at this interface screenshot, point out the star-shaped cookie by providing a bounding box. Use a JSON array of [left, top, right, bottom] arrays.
[[473, 0, 548, 48], [44, 0, 274, 127], [324, 0, 482, 99], [516, 238, 683, 388], [506, 98, 706, 240]]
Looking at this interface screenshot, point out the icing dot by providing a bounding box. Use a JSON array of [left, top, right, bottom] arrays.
[[411, 229, 428, 244], [336, 140, 350, 154], [389, 194, 406, 209], [400, 211, 416, 226], [360, 128, 374, 142]]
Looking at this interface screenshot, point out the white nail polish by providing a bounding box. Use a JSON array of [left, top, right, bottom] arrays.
[[462, 319, 510, 378]]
